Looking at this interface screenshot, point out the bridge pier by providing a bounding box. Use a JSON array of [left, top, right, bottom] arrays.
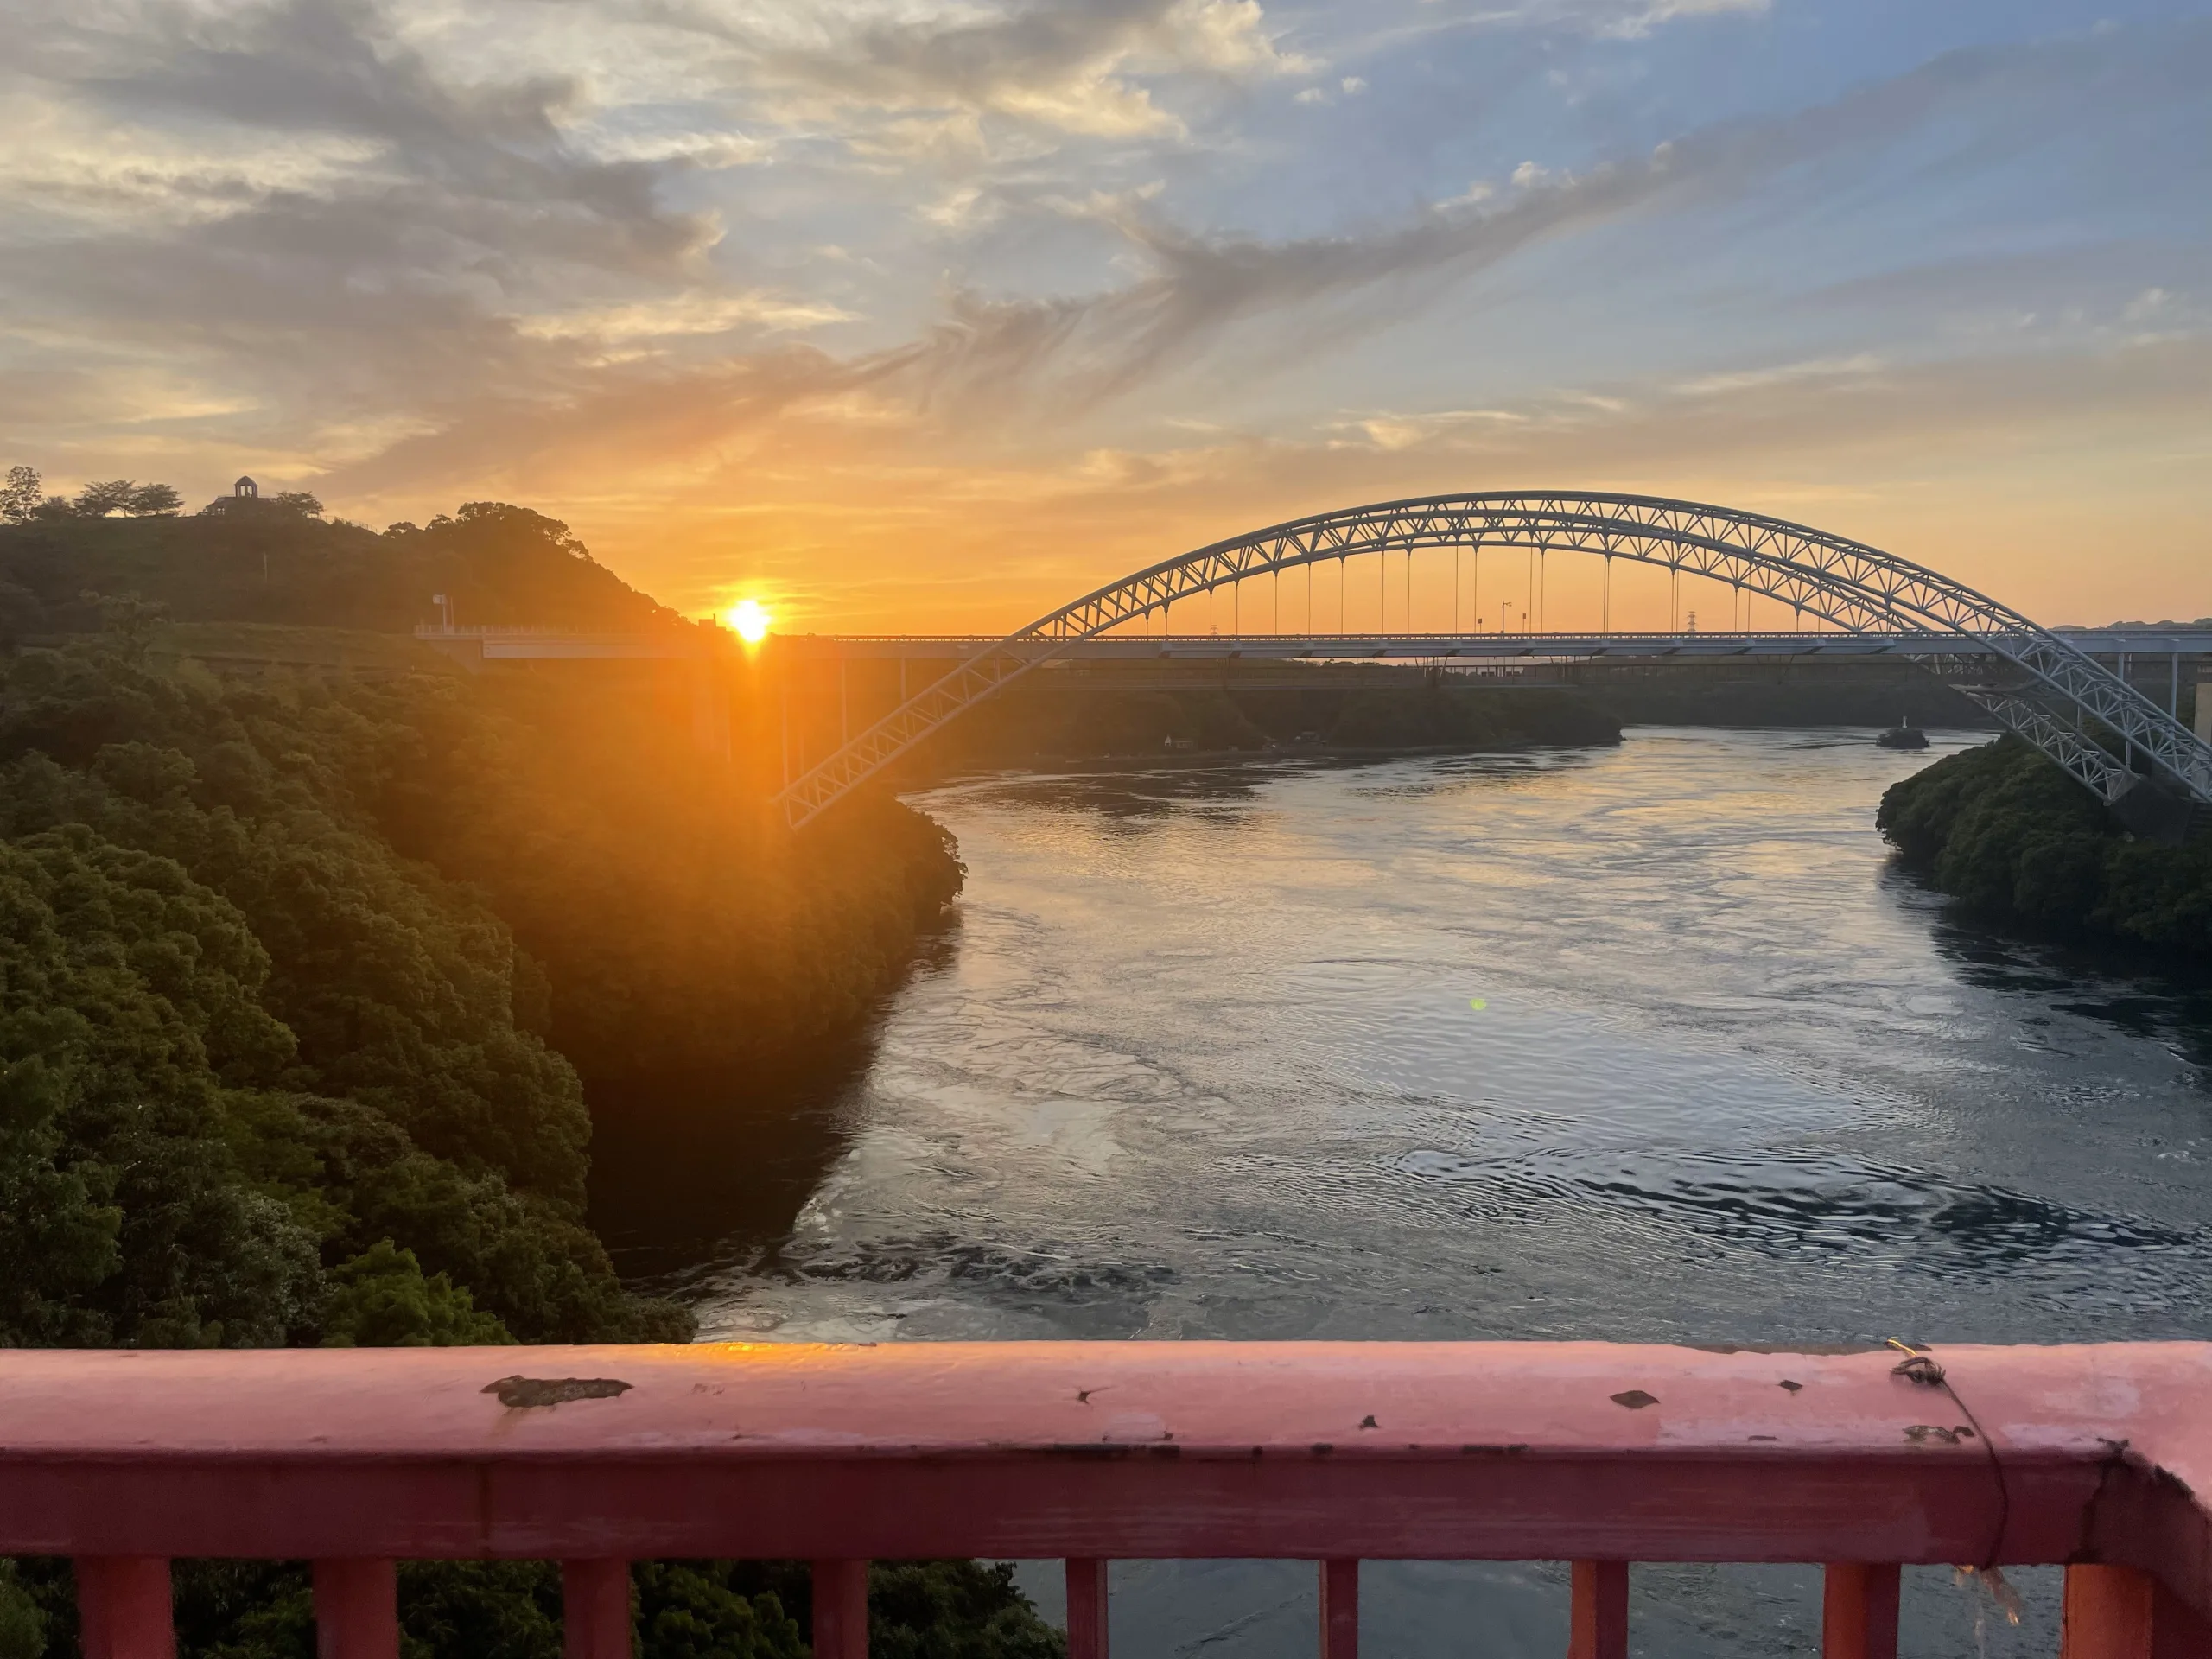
[[688, 660, 730, 761]]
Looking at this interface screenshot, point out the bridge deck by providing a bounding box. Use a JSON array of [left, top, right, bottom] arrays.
[[780, 629, 2212, 662], [416, 626, 2212, 663]]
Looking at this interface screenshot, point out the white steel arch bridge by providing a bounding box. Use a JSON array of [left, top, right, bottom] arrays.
[[773, 492, 2212, 830]]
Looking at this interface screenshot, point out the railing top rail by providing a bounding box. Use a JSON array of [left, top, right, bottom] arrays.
[[0, 1344, 2202, 1478], [7, 1340, 2212, 1579], [5, 1338, 2205, 1465]]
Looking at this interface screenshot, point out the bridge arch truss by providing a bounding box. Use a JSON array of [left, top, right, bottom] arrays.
[[775, 493, 2212, 827]]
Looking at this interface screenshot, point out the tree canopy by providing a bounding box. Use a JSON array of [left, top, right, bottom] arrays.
[[0, 475, 679, 637], [1879, 736, 2212, 955]]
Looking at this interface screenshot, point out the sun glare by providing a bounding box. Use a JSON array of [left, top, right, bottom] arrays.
[[726, 598, 772, 643]]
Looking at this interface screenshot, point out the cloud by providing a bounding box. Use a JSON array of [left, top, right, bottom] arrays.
[[1267, 337, 2212, 505], [1588, 0, 1770, 41], [1338, 407, 1531, 449], [31, 15, 2181, 495], [515, 290, 855, 345], [0, 0, 739, 461], [1674, 354, 1881, 397], [871, 28, 2212, 419], [38, 0, 716, 264], [903, 156, 1675, 413], [316, 339, 926, 499], [289, 18, 2212, 563], [644, 0, 1312, 141], [585, 128, 772, 169], [1402, 0, 1770, 42]]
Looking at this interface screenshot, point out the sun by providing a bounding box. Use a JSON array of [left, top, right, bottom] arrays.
[[725, 598, 772, 643]]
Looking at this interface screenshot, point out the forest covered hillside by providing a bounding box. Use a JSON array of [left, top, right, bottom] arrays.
[[0, 470, 677, 639], [0, 638, 964, 1349], [0, 480, 1055, 1659]]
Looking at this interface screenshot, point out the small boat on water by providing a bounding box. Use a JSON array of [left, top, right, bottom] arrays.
[[1876, 715, 1928, 750]]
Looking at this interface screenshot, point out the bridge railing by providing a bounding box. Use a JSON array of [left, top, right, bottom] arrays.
[[10, 1340, 2212, 1658]]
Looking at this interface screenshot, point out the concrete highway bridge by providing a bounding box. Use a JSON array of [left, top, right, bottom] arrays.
[[423, 491, 2212, 832]]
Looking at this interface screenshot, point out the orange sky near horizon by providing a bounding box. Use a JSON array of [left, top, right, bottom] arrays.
[[402, 335, 2212, 637]]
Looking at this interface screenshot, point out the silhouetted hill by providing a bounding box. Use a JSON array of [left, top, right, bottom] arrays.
[[0, 499, 678, 639]]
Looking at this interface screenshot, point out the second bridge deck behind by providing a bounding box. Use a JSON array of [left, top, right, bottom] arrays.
[[769, 628, 2212, 663]]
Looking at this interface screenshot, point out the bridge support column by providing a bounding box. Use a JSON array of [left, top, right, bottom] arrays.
[[562, 1560, 632, 1659], [1568, 1561, 1628, 1659], [687, 661, 730, 761], [1065, 1560, 1109, 1659], [313, 1559, 398, 1659], [76, 1558, 173, 1659], [1319, 1560, 1358, 1659], [812, 1560, 869, 1659], [2055, 1563, 2212, 1657], [1821, 1563, 1898, 1659]]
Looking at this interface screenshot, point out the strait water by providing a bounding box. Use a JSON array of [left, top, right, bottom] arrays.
[[615, 728, 2212, 1658]]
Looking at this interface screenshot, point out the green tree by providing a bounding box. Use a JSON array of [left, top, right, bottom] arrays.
[[73, 480, 138, 518], [127, 483, 185, 518], [0, 1561, 44, 1659], [319, 1239, 513, 1347], [82, 590, 168, 659], [0, 827, 320, 1347], [0, 466, 40, 526]]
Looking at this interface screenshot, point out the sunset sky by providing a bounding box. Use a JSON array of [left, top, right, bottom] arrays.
[[5, 0, 2209, 632]]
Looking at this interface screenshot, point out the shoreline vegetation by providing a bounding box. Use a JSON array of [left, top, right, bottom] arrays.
[[898, 672, 1624, 775], [1879, 736, 2212, 957]]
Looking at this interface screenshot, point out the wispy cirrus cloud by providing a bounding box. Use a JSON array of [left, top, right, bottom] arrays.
[[641, 0, 1313, 140]]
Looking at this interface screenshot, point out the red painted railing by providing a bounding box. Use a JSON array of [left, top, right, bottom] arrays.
[[7, 1341, 2212, 1658]]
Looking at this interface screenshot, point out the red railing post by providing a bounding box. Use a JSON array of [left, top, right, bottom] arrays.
[[313, 1560, 397, 1659], [562, 1560, 632, 1659], [812, 1559, 870, 1659], [76, 1558, 174, 1659], [2063, 1566, 2164, 1659], [1822, 1563, 1900, 1659], [1065, 1559, 1109, 1659], [1568, 1562, 1628, 1659], [1319, 1559, 1358, 1659]]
